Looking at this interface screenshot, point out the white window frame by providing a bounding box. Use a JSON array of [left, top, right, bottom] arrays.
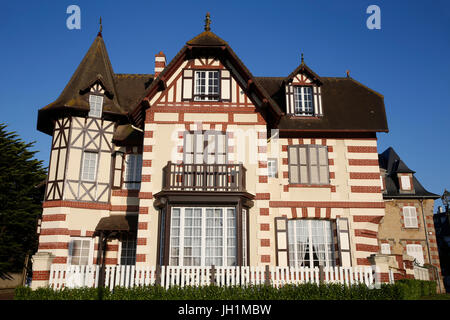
[[169, 207, 237, 267], [401, 175, 412, 190], [406, 244, 424, 266], [124, 154, 142, 190], [380, 243, 391, 254], [194, 71, 220, 101], [403, 206, 418, 228], [68, 237, 94, 265], [88, 94, 104, 118], [287, 219, 335, 268], [267, 158, 278, 178], [293, 86, 314, 116], [81, 152, 98, 182]]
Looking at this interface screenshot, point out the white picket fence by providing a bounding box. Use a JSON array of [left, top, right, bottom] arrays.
[[48, 265, 376, 290]]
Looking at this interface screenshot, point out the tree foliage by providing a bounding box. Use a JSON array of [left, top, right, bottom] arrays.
[[0, 123, 47, 279]]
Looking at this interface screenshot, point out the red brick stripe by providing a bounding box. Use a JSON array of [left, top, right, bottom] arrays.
[[43, 201, 111, 210], [349, 172, 381, 179], [347, 146, 378, 153], [348, 159, 379, 166], [354, 229, 378, 238], [40, 228, 69, 236], [255, 193, 270, 200], [356, 244, 379, 252], [42, 214, 66, 222], [38, 242, 69, 250], [270, 201, 384, 209], [32, 271, 50, 281], [112, 190, 140, 197], [353, 216, 384, 224], [351, 186, 381, 193]]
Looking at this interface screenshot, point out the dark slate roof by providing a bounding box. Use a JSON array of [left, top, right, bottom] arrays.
[[255, 76, 388, 132], [38, 27, 388, 135], [37, 35, 153, 135], [379, 147, 439, 199], [186, 31, 228, 46]]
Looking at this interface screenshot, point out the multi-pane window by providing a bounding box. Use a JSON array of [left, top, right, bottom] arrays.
[[403, 206, 418, 228], [169, 207, 237, 267], [267, 158, 278, 178], [288, 145, 329, 185], [69, 238, 93, 265], [120, 234, 137, 265], [124, 154, 142, 190], [184, 131, 227, 164], [380, 243, 391, 254], [194, 71, 220, 101], [287, 219, 335, 267], [81, 152, 98, 181], [406, 244, 424, 266], [293, 86, 314, 116], [88, 94, 103, 118]]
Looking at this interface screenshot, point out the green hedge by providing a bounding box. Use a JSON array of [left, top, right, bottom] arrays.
[[14, 279, 436, 300]]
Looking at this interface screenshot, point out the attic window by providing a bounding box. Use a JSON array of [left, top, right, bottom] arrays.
[[400, 175, 412, 191], [88, 94, 103, 118], [194, 71, 220, 101], [293, 86, 314, 116]]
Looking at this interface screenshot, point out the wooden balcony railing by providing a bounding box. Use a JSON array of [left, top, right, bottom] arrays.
[[162, 162, 246, 192]]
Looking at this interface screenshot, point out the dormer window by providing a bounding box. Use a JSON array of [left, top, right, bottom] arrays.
[[194, 70, 220, 101], [293, 86, 314, 116], [88, 94, 103, 118], [400, 175, 411, 191]]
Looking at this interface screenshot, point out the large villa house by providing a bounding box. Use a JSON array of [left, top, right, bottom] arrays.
[[31, 15, 442, 289]]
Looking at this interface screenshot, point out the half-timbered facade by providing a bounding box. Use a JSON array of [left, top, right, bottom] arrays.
[[32, 15, 399, 288]]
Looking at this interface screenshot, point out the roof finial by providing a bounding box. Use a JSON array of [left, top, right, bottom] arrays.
[[301, 52, 304, 64], [346, 69, 350, 78], [98, 16, 103, 36], [204, 12, 211, 31]]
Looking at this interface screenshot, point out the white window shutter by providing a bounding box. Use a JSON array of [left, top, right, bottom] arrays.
[[220, 69, 231, 101], [336, 218, 352, 267], [312, 86, 322, 116], [275, 217, 289, 266], [112, 152, 124, 188], [285, 84, 294, 114], [182, 69, 193, 101]]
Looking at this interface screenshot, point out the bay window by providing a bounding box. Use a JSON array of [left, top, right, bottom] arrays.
[[169, 207, 237, 267]]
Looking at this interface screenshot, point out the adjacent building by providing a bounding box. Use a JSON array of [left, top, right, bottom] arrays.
[[377, 147, 443, 288]]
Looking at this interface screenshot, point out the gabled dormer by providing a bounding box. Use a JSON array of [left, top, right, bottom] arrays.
[[285, 55, 323, 117]]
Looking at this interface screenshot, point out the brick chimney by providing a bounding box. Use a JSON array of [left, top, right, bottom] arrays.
[[154, 51, 166, 78]]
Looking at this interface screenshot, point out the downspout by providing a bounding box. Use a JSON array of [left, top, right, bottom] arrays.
[[419, 198, 442, 293]]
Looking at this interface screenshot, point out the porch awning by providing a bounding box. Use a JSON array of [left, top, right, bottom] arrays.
[[94, 215, 138, 234]]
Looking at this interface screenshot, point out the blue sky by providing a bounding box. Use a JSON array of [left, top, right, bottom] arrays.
[[0, 0, 449, 207]]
